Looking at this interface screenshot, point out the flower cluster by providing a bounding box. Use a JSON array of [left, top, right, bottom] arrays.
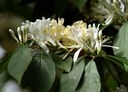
[[90, 0, 128, 25], [9, 17, 118, 62]]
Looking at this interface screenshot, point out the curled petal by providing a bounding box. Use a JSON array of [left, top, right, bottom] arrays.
[[38, 42, 49, 53], [17, 27, 22, 43], [102, 45, 119, 49], [73, 48, 82, 62], [9, 29, 19, 43]]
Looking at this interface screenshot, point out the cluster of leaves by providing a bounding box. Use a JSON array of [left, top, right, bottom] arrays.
[[0, 22, 128, 92], [1, 0, 128, 92]]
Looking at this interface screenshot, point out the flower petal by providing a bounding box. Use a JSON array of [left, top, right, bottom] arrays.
[[9, 29, 19, 43], [73, 48, 82, 62]]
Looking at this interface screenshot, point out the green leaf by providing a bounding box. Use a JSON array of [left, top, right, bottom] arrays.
[[23, 50, 55, 92], [103, 55, 124, 70], [7, 46, 32, 84], [103, 56, 128, 84], [113, 22, 128, 58], [124, 64, 128, 72], [103, 58, 120, 84], [50, 53, 73, 72], [106, 55, 128, 65], [105, 55, 128, 71], [56, 56, 72, 72], [73, 0, 88, 11], [77, 60, 101, 92], [0, 54, 11, 73], [59, 59, 85, 92]]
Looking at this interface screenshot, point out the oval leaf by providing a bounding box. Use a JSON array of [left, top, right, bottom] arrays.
[[113, 22, 128, 58], [59, 59, 85, 92], [23, 50, 55, 92], [77, 60, 101, 92], [7, 46, 32, 84]]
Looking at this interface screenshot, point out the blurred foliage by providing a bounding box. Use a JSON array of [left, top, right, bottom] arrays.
[[1, 0, 128, 92]]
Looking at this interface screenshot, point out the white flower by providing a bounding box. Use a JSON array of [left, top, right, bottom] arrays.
[[48, 18, 65, 48], [9, 25, 28, 45], [91, 0, 128, 25], [66, 21, 103, 54], [28, 17, 51, 44], [9, 17, 118, 62], [27, 17, 54, 52], [62, 21, 118, 62], [26, 17, 65, 52]]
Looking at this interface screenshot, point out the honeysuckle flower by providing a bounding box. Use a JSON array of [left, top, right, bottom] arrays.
[[64, 21, 118, 62], [66, 21, 104, 54], [48, 18, 66, 48], [63, 21, 87, 49], [9, 17, 118, 62], [90, 0, 128, 25], [9, 25, 28, 45], [90, 0, 114, 25], [60, 26, 77, 48], [65, 21, 109, 62], [24, 17, 66, 52], [26, 17, 56, 52]]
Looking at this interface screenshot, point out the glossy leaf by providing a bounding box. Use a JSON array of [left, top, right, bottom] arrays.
[[113, 22, 128, 58], [23, 50, 55, 92], [78, 60, 101, 92], [59, 59, 85, 92], [7, 46, 32, 84]]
